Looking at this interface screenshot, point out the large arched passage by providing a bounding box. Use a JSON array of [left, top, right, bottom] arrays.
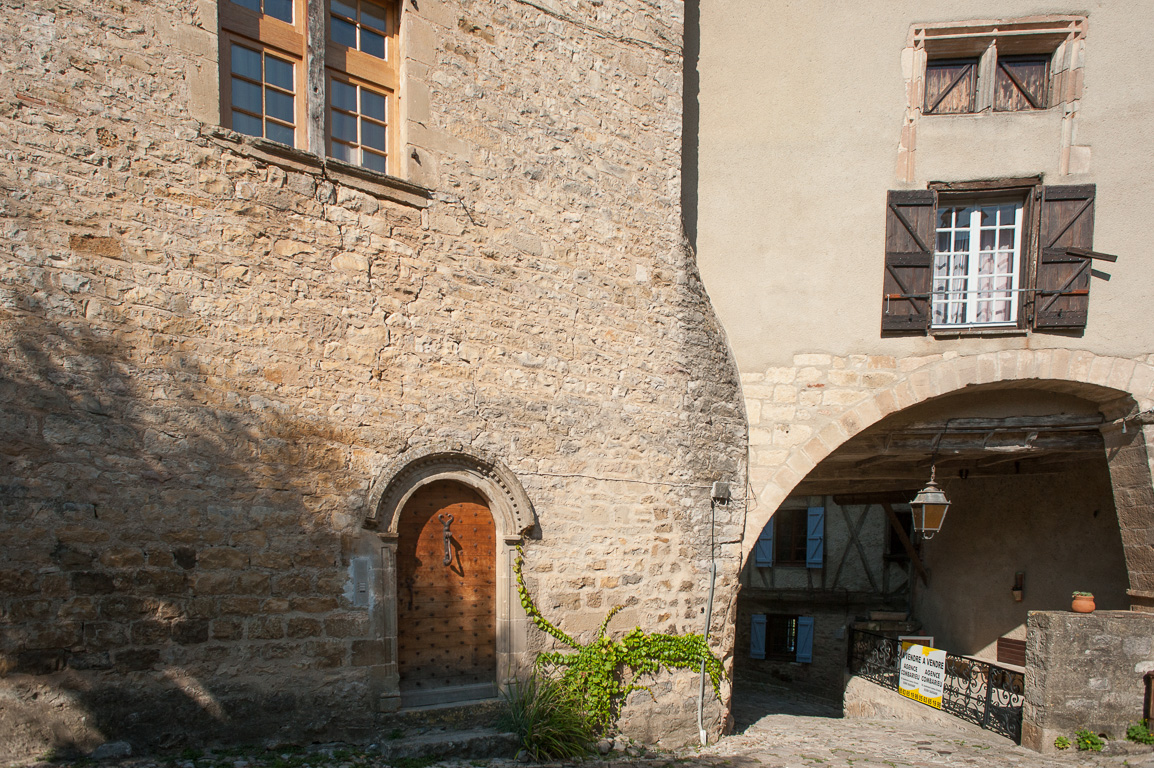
[[741, 350, 1154, 609], [732, 375, 1139, 709]]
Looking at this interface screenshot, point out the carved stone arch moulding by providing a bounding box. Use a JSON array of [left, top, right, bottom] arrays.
[[365, 443, 536, 540]]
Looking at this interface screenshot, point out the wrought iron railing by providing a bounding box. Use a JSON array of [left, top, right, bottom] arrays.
[[848, 629, 1025, 742]]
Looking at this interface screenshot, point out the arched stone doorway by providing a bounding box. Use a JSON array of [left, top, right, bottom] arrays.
[[364, 445, 537, 711]]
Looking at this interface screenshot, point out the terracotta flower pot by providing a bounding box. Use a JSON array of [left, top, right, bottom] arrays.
[[1071, 594, 1096, 613]]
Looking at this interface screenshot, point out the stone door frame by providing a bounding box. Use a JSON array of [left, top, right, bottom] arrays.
[[365, 444, 537, 711]]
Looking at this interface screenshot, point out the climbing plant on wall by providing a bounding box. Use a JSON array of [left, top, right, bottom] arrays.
[[513, 547, 726, 733]]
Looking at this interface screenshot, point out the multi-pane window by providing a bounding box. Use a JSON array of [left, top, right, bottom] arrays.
[[327, 0, 398, 172], [229, 44, 298, 146], [329, 79, 389, 172], [766, 615, 799, 659], [220, 0, 399, 175], [932, 201, 1023, 327], [751, 614, 812, 662], [331, 0, 391, 60], [230, 0, 293, 23]]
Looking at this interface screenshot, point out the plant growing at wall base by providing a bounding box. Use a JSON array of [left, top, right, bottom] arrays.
[[513, 547, 726, 733], [1053, 736, 1070, 750], [1074, 729, 1104, 752], [1126, 721, 1154, 745], [498, 671, 593, 759]]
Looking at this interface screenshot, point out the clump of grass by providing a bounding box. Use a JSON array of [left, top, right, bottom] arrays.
[[498, 673, 592, 760]]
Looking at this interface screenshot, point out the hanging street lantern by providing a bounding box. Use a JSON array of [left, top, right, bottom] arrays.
[[910, 465, 950, 539]]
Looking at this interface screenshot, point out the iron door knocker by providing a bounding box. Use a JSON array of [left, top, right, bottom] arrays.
[[439, 513, 454, 567]]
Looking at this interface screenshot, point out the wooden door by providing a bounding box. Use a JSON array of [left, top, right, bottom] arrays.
[[396, 481, 496, 707]]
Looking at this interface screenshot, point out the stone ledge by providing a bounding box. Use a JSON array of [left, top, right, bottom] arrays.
[[204, 126, 434, 209]]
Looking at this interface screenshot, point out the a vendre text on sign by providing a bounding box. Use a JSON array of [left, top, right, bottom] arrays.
[[898, 643, 946, 709]]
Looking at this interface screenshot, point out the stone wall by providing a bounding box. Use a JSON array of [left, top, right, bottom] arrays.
[[0, 0, 747, 757], [1022, 610, 1154, 752]]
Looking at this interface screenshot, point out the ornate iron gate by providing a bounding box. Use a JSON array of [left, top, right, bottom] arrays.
[[849, 629, 1025, 742]]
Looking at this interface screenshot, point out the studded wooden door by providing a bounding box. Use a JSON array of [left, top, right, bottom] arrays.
[[396, 480, 497, 707]]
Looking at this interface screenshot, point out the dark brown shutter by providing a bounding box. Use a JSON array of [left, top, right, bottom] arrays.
[[882, 190, 935, 332], [1034, 185, 1095, 330]]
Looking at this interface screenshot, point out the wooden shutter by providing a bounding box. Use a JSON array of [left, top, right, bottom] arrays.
[[795, 617, 814, 663], [754, 518, 774, 567], [924, 59, 976, 114], [1034, 185, 1095, 330], [750, 614, 767, 660], [806, 506, 824, 568], [882, 190, 936, 332], [995, 55, 1049, 111]]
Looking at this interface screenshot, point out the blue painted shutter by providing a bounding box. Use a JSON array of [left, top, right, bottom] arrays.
[[754, 518, 774, 567], [796, 616, 814, 663], [806, 506, 825, 568], [750, 614, 767, 660]]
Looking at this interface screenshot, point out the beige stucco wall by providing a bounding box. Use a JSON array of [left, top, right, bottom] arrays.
[[695, 2, 1154, 613], [696, 0, 1154, 368]]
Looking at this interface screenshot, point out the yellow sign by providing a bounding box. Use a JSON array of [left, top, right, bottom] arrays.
[[898, 644, 946, 710]]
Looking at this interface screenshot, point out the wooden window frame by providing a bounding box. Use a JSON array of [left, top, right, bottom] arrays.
[[751, 614, 814, 663], [327, 73, 392, 173], [930, 194, 1027, 329], [221, 35, 306, 147], [325, 0, 401, 175], [764, 615, 798, 661], [219, 0, 402, 177], [221, 0, 306, 147]]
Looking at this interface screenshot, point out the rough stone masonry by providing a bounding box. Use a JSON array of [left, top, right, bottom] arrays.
[[0, 0, 748, 758]]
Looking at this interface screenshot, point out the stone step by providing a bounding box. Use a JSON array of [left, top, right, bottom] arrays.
[[372, 728, 519, 761], [378, 698, 505, 731]]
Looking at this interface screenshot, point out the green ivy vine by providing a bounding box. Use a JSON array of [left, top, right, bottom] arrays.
[[514, 547, 726, 733]]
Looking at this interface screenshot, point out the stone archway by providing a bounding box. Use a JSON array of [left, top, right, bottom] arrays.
[[741, 349, 1154, 610], [362, 444, 538, 710]]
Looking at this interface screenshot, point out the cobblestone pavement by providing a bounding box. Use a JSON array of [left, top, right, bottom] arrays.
[[13, 687, 1154, 768], [698, 685, 1154, 768]]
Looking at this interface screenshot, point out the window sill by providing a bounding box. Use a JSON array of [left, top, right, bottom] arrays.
[[921, 106, 1058, 118], [929, 326, 1028, 339], [205, 126, 433, 209]]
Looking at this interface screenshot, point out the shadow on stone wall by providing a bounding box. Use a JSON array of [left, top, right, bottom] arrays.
[[0, 308, 375, 758]]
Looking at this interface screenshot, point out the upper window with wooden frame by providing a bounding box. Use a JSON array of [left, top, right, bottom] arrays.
[[326, 0, 400, 173], [914, 17, 1086, 116], [219, 0, 401, 176], [221, 0, 307, 147], [881, 180, 1115, 334]]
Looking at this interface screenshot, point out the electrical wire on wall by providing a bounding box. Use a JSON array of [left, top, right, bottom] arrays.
[[697, 481, 732, 745]]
